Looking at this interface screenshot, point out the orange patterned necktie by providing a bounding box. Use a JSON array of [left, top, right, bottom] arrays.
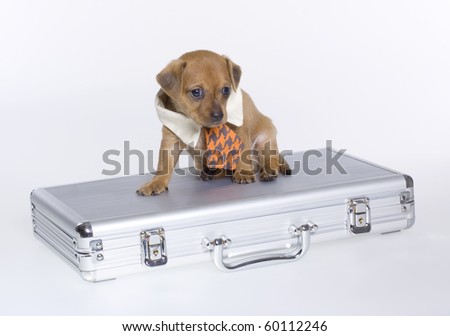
[[205, 125, 244, 170]]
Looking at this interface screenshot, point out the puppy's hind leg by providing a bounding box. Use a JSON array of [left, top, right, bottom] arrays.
[[278, 152, 292, 176], [256, 139, 279, 182], [255, 130, 291, 182]]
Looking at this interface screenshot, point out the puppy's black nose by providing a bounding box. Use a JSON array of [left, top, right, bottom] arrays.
[[210, 110, 224, 123]]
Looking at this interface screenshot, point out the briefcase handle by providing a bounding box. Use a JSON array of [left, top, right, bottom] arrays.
[[201, 222, 317, 272]]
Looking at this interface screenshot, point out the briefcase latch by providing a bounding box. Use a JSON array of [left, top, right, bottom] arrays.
[[347, 197, 371, 234], [140, 228, 168, 267]]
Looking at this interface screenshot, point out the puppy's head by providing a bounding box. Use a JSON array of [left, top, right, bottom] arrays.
[[156, 50, 241, 128]]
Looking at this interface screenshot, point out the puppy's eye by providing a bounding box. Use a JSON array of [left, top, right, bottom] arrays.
[[190, 88, 204, 99], [221, 86, 231, 96]]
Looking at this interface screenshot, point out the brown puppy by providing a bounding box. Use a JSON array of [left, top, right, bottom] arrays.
[[137, 50, 290, 196]]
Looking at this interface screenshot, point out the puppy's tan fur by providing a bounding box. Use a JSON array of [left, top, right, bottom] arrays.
[[137, 50, 289, 196]]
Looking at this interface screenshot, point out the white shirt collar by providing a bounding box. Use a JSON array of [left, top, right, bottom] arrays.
[[155, 87, 244, 147]]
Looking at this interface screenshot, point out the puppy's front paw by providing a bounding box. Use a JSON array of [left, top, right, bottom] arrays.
[[260, 169, 278, 182], [232, 170, 256, 184], [136, 179, 168, 196]]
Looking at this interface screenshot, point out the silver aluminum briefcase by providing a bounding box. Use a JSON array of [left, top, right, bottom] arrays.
[[30, 149, 415, 282]]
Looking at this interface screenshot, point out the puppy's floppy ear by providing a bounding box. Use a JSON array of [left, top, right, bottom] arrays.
[[224, 56, 242, 91], [156, 59, 187, 98]]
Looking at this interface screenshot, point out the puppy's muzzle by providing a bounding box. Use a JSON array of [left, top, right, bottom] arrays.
[[210, 110, 224, 123]]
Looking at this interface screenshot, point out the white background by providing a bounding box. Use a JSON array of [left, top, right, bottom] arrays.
[[0, 0, 449, 315]]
